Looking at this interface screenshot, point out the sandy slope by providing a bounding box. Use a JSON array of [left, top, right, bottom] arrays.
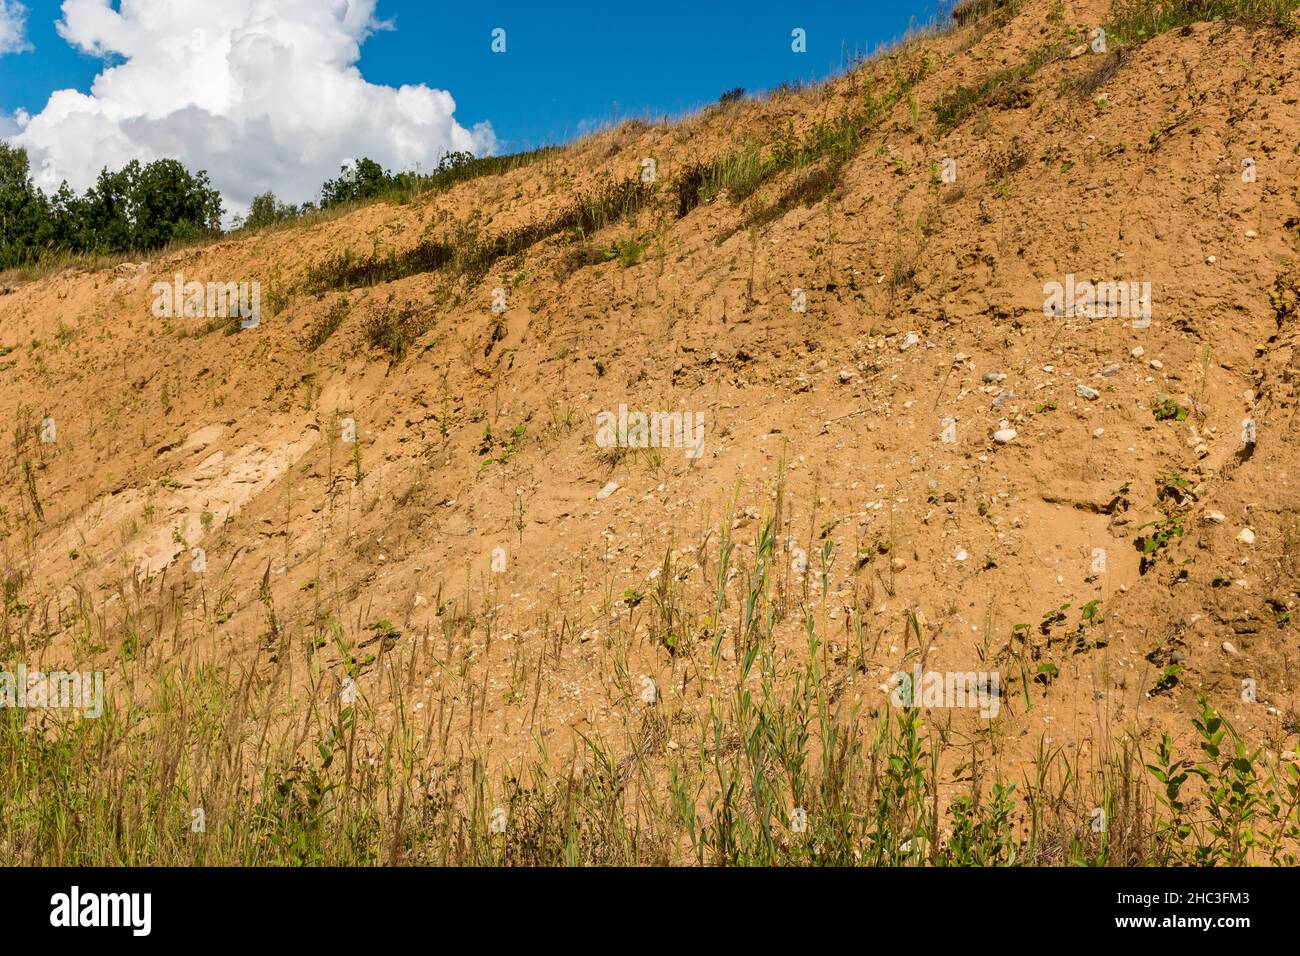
[[2, 0, 1298, 791]]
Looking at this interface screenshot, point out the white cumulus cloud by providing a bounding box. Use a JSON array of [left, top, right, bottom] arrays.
[[7, 0, 496, 219], [0, 0, 31, 54]]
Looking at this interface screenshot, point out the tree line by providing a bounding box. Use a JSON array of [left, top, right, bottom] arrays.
[[0, 143, 224, 270], [237, 151, 478, 229], [0, 144, 479, 270]]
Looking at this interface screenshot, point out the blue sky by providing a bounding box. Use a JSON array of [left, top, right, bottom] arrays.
[[0, 0, 940, 211], [354, 1, 942, 150]]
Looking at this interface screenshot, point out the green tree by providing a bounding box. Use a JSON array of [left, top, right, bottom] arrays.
[[44, 182, 85, 252], [240, 191, 300, 231], [78, 164, 135, 253], [435, 150, 474, 174], [127, 158, 223, 249], [0, 143, 49, 269], [319, 157, 397, 208]]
